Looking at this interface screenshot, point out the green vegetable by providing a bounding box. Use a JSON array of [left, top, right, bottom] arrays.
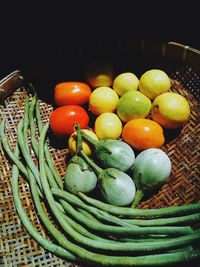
[[78, 192, 200, 218], [52, 187, 135, 228], [55, 191, 194, 236], [64, 123, 97, 194], [79, 150, 136, 206], [131, 148, 172, 207], [35, 99, 63, 189], [29, 96, 58, 189], [81, 129, 135, 172], [23, 95, 30, 150], [11, 145, 77, 261], [0, 120, 43, 198], [17, 119, 43, 192], [124, 213, 200, 226], [74, 124, 135, 206], [64, 156, 97, 194]]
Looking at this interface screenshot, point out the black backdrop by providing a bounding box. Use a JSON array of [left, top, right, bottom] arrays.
[[0, 1, 199, 78]]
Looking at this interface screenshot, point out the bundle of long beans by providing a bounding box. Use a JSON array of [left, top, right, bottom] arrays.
[[0, 93, 200, 266]]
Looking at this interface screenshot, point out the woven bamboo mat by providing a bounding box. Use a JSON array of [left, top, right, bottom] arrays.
[[0, 64, 200, 266]]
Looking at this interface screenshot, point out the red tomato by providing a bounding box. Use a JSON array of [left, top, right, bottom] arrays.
[[49, 105, 89, 137], [54, 82, 91, 106]]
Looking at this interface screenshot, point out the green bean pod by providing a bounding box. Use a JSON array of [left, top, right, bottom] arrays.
[[79, 192, 200, 218]]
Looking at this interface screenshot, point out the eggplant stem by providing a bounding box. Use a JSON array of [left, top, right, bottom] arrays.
[[74, 124, 83, 156], [75, 124, 102, 175], [131, 189, 144, 208], [80, 130, 98, 145], [79, 150, 102, 175]]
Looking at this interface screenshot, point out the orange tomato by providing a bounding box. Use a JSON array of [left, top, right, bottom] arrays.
[[54, 82, 91, 106], [122, 118, 165, 150]]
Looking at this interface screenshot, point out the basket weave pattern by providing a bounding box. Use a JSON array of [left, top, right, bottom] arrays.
[[0, 65, 200, 266]]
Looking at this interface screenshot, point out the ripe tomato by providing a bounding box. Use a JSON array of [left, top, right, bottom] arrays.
[[49, 105, 89, 137], [54, 82, 91, 106], [122, 118, 165, 150]]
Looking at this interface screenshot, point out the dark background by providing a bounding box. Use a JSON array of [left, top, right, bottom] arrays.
[[0, 1, 199, 78]]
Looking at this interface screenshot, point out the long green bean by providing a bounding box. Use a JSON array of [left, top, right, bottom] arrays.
[[28, 95, 38, 154], [11, 145, 77, 261], [0, 120, 28, 178], [52, 188, 135, 228], [79, 192, 200, 218], [0, 120, 43, 198], [78, 208, 102, 223], [59, 196, 194, 236], [124, 213, 200, 226], [35, 99, 63, 189], [23, 95, 30, 150], [28, 96, 58, 189], [17, 119, 42, 190]]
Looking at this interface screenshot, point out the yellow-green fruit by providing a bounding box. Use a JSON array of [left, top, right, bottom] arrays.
[[89, 87, 119, 115], [68, 129, 98, 156], [117, 90, 151, 122], [139, 69, 171, 100], [113, 72, 139, 96], [95, 113, 122, 140], [151, 92, 190, 128]]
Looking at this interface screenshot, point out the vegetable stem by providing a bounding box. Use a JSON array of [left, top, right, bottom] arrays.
[[131, 189, 144, 208], [74, 123, 83, 156], [80, 129, 98, 145], [79, 150, 102, 175]]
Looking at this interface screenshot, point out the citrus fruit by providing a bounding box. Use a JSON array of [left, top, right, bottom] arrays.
[[117, 90, 151, 122], [89, 87, 119, 115], [139, 69, 171, 100], [85, 60, 114, 88], [113, 72, 139, 96], [122, 118, 165, 150], [94, 113, 122, 140], [151, 92, 190, 128], [68, 129, 98, 156]]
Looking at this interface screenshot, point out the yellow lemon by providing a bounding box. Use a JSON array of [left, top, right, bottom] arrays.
[[139, 69, 171, 100], [95, 113, 122, 140], [89, 87, 119, 115], [151, 92, 190, 128], [113, 72, 139, 96], [68, 129, 98, 156]]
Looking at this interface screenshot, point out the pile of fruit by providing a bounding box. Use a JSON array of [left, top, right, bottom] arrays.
[[49, 61, 191, 206], [50, 62, 190, 148]]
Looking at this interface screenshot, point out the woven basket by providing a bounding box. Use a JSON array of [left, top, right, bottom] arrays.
[[0, 41, 200, 267]]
